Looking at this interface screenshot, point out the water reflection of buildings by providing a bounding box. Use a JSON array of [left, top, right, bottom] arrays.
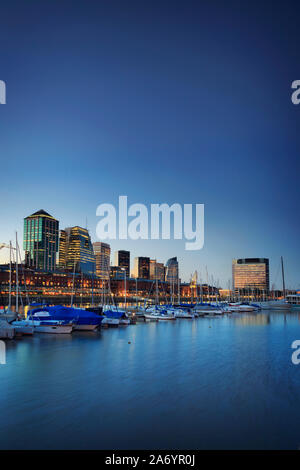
[[234, 313, 270, 326], [234, 312, 300, 326]]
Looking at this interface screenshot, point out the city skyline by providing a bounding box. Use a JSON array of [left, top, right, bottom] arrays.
[[0, 206, 295, 290], [0, 1, 299, 288], [1, 2, 300, 454]]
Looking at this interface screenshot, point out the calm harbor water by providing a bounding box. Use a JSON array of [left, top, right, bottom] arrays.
[[1, 311, 300, 450]]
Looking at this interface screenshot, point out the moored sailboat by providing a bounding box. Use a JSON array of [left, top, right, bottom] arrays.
[[27, 305, 104, 331], [13, 319, 73, 334]]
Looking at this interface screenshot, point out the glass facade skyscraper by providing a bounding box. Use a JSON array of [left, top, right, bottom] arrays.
[[115, 250, 130, 278], [165, 257, 179, 284], [133, 257, 150, 279], [23, 209, 59, 272], [59, 226, 95, 275], [93, 242, 111, 280], [232, 258, 270, 293]]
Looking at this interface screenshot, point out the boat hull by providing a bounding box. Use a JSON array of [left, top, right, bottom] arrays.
[[144, 314, 158, 321], [257, 301, 291, 310], [101, 318, 120, 327], [73, 324, 99, 331], [34, 325, 73, 334], [174, 314, 194, 319], [13, 325, 34, 335], [144, 314, 175, 321]]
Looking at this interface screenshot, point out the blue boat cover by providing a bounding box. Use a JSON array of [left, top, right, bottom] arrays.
[[28, 305, 103, 326], [103, 309, 126, 319]]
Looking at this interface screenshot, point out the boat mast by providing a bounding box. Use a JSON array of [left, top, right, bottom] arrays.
[[17, 239, 29, 307], [206, 266, 209, 303], [8, 241, 12, 310], [200, 275, 203, 303], [281, 256, 286, 298], [155, 263, 159, 306], [123, 268, 127, 310], [136, 278, 138, 307], [15, 233, 18, 314], [81, 272, 83, 307], [71, 259, 76, 307], [91, 266, 94, 307]]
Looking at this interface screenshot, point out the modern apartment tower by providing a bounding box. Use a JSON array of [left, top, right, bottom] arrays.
[[93, 242, 111, 280], [23, 209, 59, 272], [114, 250, 130, 278], [59, 226, 95, 275], [133, 257, 150, 279], [232, 258, 270, 293]]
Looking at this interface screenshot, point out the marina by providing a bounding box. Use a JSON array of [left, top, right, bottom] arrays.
[[1, 308, 300, 450], [1, 226, 298, 452], [1, 0, 300, 455]]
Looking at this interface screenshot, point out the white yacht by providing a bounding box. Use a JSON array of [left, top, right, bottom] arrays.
[[101, 317, 120, 327], [11, 321, 34, 335], [256, 300, 291, 310], [14, 319, 73, 334], [144, 307, 175, 321], [174, 310, 195, 319], [227, 303, 256, 312]]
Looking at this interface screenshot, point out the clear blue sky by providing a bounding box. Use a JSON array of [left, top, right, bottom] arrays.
[[0, 0, 299, 288]]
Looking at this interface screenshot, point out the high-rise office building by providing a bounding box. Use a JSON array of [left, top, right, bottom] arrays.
[[132, 257, 150, 279], [110, 266, 125, 280], [150, 260, 165, 281], [232, 258, 269, 293], [114, 250, 130, 278], [58, 230, 67, 269], [93, 242, 111, 280], [59, 226, 95, 275], [23, 209, 59, 272], [165, 257, 179, 284]]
